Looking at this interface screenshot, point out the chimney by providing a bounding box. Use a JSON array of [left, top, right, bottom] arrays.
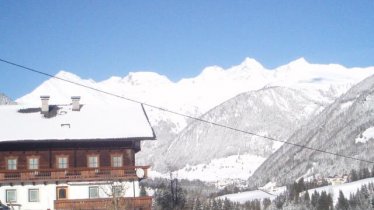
[[40, 96, 50, 113], [71, 96, 81, 111]]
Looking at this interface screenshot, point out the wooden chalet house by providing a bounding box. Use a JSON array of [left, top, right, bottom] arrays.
[[0, 96, 156, 210]]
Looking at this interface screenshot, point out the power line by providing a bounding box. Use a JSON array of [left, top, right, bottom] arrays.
[[1, 58, 373, 164]]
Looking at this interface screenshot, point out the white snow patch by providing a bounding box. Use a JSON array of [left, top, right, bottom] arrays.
[[355, 127, 374, 143], [340, 101, 354, 110]]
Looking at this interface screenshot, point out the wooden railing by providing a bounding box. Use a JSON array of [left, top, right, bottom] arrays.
[[0, 166, 149, 184], [54, 196, 152, 210]]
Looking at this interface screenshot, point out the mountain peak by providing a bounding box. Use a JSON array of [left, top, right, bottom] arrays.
[[288, 57, 310, 67], [55, 70, 82, 81], [124, 71, 172, 85], [240, 57, 264, 69]]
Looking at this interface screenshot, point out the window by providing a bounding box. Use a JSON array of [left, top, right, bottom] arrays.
[[56, 187, 68, 200], [89, 186, 99, 199], [57, 156, 68, 169], [29, 189, 39, 202], [7, 158, 17, 170], [111, 155, 123, 167], [6, 189, 16, 203], [28, 157, 39, 170], [112, 186, 122, 197], [88, 155, 99, 168]]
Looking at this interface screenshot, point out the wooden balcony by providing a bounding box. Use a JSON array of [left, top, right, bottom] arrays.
[[54, 196, 152, 210], [0, 166, 149, 185]]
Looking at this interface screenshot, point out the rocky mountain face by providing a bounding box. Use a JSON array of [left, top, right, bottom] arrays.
[[0, 93, 15, 105], [249, 74, 374, 188], [160, 86, 329, 172]]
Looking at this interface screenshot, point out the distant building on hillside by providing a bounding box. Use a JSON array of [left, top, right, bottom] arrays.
[[0, 96, 156, 210], [326, 175, 348, 186]]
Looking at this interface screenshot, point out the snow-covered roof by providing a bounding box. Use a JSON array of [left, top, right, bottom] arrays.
[[0, 101, 155, 142]]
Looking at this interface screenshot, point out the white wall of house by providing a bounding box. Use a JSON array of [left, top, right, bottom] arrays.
[[0, 184, 56, 210], [0, 181, 140, 210]]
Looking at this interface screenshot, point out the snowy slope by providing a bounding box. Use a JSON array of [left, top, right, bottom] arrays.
[[250, 74, 374, 187]]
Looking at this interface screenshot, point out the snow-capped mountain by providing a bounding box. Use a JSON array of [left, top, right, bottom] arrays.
[[15, 58, 374, 182], [0, 93, 15, 105], [249, 74, 374, 188], [16, 57, 374, 126]]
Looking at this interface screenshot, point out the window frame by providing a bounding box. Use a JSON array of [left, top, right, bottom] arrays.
[[56, 187, 68, 200], [28, 189, 39, 202], [6, 189, 17, 203], [6, 157, 18, 170], [87, 155, 99, 168], [27, 156, 40, 170], [111, 154, 123, 168], [89, 186, 99, 199], [56, 155, 69, 169]]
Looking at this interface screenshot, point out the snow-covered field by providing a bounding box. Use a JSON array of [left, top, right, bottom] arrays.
[[307, 177, 374, 204], [219, 186, 287, 204], [172, 154, 266, 182], [221, 178, 374, 204], [149, 154, 266, 187], [219, 190, 277, 203]]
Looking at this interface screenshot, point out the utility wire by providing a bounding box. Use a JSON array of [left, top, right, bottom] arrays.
[[1, 58, 373, 164]]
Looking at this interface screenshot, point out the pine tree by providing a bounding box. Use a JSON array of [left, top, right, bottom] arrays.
[[212, 199, 221, 210], [311, 191, 320, 208], [359, 167, 371, 179], [350, 169, 359, 182], [223, 198, 232, 210], [155, 187, 173, 210], [317, 191, 331, 210], [336, 190, 349, 210], [361, 184, 370, 199], [304, 190, 310, 204], [263, 198, 271, 209], [193, 198, 203, 210], [349, 193, 358, 209], [275, 194, 286, 209]]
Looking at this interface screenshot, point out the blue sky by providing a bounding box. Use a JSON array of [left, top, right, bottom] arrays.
[[0, 0, 373, 99]]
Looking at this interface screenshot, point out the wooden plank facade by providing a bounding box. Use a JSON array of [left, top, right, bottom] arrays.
[[0, 148, 135, 171], [54, 196, 153, 210], [0, 142, 150, 185]]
